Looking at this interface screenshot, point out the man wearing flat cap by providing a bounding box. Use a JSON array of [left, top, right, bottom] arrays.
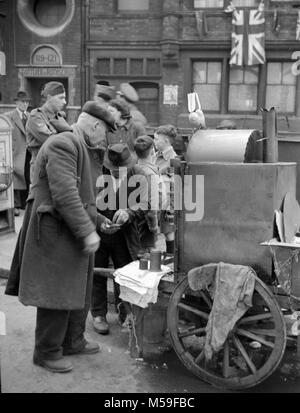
[[117, 83, 148, 128], [5, 91, 31, 215], [26, 81, 71, 182], [5, 101, 116, 374], [91, 143, 149, 335], [107, 98, 146, 152]]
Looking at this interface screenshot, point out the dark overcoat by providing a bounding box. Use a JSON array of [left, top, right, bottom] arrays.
[[7, 131, 97, 310], [5, 109, 27, 190]]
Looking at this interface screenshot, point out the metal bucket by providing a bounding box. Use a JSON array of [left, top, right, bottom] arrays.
[[143, 302, 167, 344]]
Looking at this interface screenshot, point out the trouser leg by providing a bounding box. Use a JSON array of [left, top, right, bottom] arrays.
[[91, 244, 109, 317], [34, 308, 69, 360], [110, 233, 133, 320], [63, 256, 94, 351], [14, 190, 21, 208], [63, 260, 94, 352]]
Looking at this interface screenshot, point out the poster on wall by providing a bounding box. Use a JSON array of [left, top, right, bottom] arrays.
[[0, 141, 5, 163], [163, 85, 178, 105]]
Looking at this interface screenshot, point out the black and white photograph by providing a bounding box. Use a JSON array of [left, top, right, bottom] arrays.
[[1, 0, 300, 397]]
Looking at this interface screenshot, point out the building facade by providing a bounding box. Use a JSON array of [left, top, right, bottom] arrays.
[[1, 0, 300, 131]]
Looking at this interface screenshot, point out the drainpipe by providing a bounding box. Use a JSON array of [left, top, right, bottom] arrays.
[[81, 0, 89, 105], [261, 107, 278, 163]]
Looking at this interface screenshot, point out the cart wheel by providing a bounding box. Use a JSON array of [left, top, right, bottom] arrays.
[[167, 273, 286, 390]]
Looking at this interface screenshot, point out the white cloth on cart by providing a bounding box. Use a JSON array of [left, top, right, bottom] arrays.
[[114, 261, 172, 308]]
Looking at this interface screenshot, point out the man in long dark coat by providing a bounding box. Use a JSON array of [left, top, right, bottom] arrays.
[[5, 91, 31, 215], [5, 101, 116, 373]]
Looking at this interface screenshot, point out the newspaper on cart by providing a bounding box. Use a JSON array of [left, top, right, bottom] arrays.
[[114, 261, 172, 308]]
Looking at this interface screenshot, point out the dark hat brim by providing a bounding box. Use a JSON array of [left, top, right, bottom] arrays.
[[82, 101, 116, 131], [103, 150, 137, 170], [14, 96, 31, 102]]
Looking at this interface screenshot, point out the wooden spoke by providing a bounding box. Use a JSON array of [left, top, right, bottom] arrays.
[[167, 275, 286, 390], [195, 349, 205, 364], [238, 313, 273, 325], [178, 302, 209, 320], [223, 340, 230, 378], [236, 328, 274, 349], [199, 291, 213, 309], [232, 335, 257, 375], [247, 328, 277, 337], [179, 327, 207, 338]]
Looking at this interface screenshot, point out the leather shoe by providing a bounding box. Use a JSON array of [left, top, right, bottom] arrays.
[[63, 341, 100, 356], [93, 316, 109, 335], [33, 354, 73, 373]]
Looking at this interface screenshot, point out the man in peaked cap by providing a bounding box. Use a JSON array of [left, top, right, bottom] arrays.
[[5, 101, 116, 374], [93, 80, 116, 108], [107, 98, 146, 152], [5, 91, 31, 215], [26, 81, 71, 182], [116, 83, 148, 127]]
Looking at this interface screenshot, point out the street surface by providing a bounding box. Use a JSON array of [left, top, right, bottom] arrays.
[[1, 282, 300, 394]]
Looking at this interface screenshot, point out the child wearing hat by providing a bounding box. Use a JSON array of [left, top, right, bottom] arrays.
[[153, 125, 178, 254], [133, 135, 160, 250]]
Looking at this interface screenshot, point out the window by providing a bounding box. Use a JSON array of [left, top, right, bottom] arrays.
[[266, 62, 296, 113], [194, 0, 223, 7], [95, 57, 161, 77], [194, 0, 257, 7], [231, 0, 257, 6], [192, 61, 222, 111], [118, 0, 149, 11], [191, 59, 297, 115], [229, 66, 259, 112]]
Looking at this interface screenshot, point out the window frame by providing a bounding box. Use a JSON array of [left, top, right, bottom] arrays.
[[186, 51, 300, 116], [116, 0, 150, 13]]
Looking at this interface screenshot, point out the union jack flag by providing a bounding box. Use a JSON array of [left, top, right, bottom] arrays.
[[230, 7, 266, 67], [296, 10, 300, 41]]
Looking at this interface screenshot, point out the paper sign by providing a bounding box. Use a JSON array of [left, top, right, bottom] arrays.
[[163, 85, 178, 105]]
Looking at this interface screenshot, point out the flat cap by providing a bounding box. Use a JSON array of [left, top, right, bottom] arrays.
[[82, 100, 116, 130], [41, 81, 65, 97], [134, 135, 154, 152], [118, 83, 139, 103]]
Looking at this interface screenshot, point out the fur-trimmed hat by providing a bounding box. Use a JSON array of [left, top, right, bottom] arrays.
[[82, 101, 116, 130]]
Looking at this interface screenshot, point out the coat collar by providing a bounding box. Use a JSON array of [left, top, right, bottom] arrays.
[[12, 108, 26, 134]]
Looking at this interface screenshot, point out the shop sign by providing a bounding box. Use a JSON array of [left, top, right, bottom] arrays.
[[31, 45, 62, 66]]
